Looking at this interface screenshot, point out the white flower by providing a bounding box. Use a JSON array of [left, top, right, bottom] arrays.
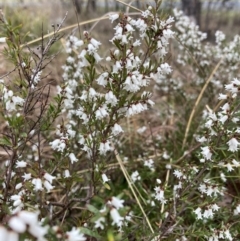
[[28, 224, 48, 240], [226, 163, 234, 172], [16, 161, 27, 168], [110, 208, 124, 227], [7, 231, 18, 241], [0, 37, 6, 43], [49, 139, 66, 152], [66, 227, 86, 241], [109, 13, 119, 23], [102, 173, 110, 183], [201, 146, 212, 160], [203, 208, 214, 219], [218, 93, 227, 100], [22, 173, 31, 181], [90, 38, 101, 49], [110, 196, 124, 210], [8, 216, 26, 233], [234, 204, 240, 215], [64, 169, 71, 178], [232, 159, 240, 167], [32, 178, 43, 191], [15, 183, 22, 190], [144, 159, 155, 171], [211, 204, 220, 211], [93, 52, 103, 62], [96, 72, 108, 87], [194, 207, 202, 220], [160, 63, 172, 75], [105, 91, 118, 106], [111, 123, 123, 135], [173, 170, 183, 179], [69, 153, 78, 164], [94, 217, 105, 230], [137, 126, 147, 134], [18, 211, 38, 225], [131, 171, 141, 182], [227, 138, 239, 152], [154, 186, 166, 204], [95, 106, 109, 119], [0, 226, 9, 240], [224, 229, 232, 240], [43, 180, 54, 192], [44, 173, 55, 184], [10, 195, 23, 207], [99, 141, 112, 155]]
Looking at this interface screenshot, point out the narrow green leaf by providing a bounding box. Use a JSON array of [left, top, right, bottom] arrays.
[[79, 227, 102, 239], [86, 204, 99, 214]]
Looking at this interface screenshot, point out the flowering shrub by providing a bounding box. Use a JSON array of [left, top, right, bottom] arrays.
[[0, 1, 240, 240]]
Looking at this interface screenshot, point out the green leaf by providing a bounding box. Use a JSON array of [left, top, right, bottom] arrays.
[[0, 136, 12, 147], [104, 183, 111, 190], [79, 227, 102, 239], [86, 204, 99, 214]]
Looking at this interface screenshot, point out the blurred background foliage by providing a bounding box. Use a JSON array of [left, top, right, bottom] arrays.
[[1, 0, 240, 42]]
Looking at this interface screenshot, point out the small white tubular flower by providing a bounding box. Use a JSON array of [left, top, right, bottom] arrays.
[[225, 83, 238, 94], [111, 123, 123, 136], [69, 153, 78, 164], [95, 106, 109, 119], [144, 159, 155, 171], [32, 178, 43, 191], [211, 204, 220, 212], [28, 224, 48, 241], [15, 183, 22, 190], [99, 141, 112, 155], [64, 169, 71, 178], [224, 229, 233, 241], [43, 180, 54, 192], [109, 13, 119, 23], [44, 173, 55, 184], [215, 30, 225, 44], [0, 37, 6, 43], [131, 171, 141, 182], [96, 72, 108, 87], [90, 38, 101, 49], [194, 207, 202, 220], [94, 217, 105, 230], [49, 139, 66, 152], [226, 163, 234, 172], [10, 195, 23, 207], [22, 173, 31, 181], [173, 170, 183, 179], [16, 160, 27, 168], [8, 216, 26, 233], [105, 91, 118, 106], [232, 159, 240, 167], [218, 93, 227, 100], [154, 186, 167, 204], [201, 146, 212, 160], [18, 211, 38, 225], [110, 196, 124, 210], [160, 63, 172, 75], [234, 204, 240, 215], [7, 231, 18, 241], [102, 173, 110, 183], [197, 136, 207, 143], [203, 208, 214, 219], [110, 208, 124, 227], [93, 52, 103, 62], [227, 138, 239, 152], [0, 226, 8, 240], [66, 227, 86, 241]]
